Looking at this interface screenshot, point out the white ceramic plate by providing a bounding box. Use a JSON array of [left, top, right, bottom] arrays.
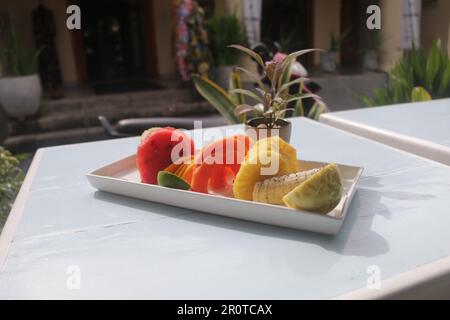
[[87, 155, 363, 235]]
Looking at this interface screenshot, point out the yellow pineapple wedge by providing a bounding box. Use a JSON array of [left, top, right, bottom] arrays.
[[283, 164, 343, 214], [233, 136, 298, 201], [254, 136, 298, 173]]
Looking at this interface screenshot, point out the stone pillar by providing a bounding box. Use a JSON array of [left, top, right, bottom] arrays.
[[379, 0, 403, 71]]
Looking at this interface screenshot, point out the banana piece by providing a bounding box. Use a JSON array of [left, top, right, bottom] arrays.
[[252, 168, 321, 205]]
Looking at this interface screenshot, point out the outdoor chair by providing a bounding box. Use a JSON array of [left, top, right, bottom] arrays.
[[98, 115, 227, 138]]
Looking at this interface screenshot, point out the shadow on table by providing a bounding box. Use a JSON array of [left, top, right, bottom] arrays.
[[94, 175, 433, 261]]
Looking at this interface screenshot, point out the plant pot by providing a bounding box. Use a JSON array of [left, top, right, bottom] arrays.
[[0, 74, 42, 119], [320, 51, 337, 73], [363, 50, 379, 71], [245, 117, 292, 143], [212, 65, 234, 90]]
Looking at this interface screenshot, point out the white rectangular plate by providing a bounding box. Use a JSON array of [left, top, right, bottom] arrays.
[[87, 155, 363, 235]]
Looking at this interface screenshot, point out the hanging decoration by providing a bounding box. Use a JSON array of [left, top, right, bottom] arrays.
[[174, 0, 211, 82]]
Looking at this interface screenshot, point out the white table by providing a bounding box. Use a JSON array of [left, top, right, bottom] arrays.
[[1, 118, 450, 299], [319, 99, 450, 166]]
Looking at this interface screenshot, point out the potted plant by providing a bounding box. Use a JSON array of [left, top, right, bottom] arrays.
[[0, 25, 42, 119], [362, 31, 382, 71], [192, 45, 327, 143], [363, 40, 450, 106], [320, 30, 349, 73], [208, 15, 246, 90]]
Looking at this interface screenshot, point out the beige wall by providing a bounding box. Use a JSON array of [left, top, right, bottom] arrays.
[[312, 0, 341, 65], [0, 0, 78, 83], [378, 0, 403, 71], [421, 0, 450, 54]]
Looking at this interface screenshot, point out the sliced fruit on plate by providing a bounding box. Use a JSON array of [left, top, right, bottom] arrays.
[[191, 135, 252, 196], [180, 162, 197, 184], [254, 136, 298, 172], [157, 171, 191, 190], [283, 164, 343, 214], [253, 168, 321, 205], [163, 155, 195, 174], [194, 134, 252, 165], [191, 158, 240, 196], [137, 127, 195, 184], [233, 136, 299, 201]]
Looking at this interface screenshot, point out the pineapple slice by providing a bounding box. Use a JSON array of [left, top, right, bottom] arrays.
[[283, 164, 343, 214], [254, 136, 298, 173], [233, 136, 298, 201], [253, 168, 321, 205]]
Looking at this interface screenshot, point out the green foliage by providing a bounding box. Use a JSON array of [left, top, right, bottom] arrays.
[[192, 45, 327, 127], [0, 147, 25, 227], [192, 74, 240, 124], [208, 15, 246, 66], [411, 87, 432, 102], [364, 40, 450, 106], [330, 29, 350, 52], [0, 25, 41, 76]]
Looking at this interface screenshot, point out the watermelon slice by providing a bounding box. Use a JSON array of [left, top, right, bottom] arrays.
[[136, 127, 195, 184]]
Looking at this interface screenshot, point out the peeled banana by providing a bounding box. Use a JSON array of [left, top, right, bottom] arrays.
[[252, 168, 321, 205]]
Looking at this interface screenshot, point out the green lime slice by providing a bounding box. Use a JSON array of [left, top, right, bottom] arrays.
[[157, 171, 191, 190]]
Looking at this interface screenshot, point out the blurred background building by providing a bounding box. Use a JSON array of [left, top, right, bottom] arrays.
[[1, 0, 449, 86], [0, 0, 449, 152]]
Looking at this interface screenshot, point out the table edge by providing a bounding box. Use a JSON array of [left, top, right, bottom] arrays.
[[0, 148, 44, 270], [335, 254, 450, 299], [319, 114, 450, 166]]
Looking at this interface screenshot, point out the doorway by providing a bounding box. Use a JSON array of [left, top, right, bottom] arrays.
[[261, 0, 313, 66], [78, 0, 161, 93]]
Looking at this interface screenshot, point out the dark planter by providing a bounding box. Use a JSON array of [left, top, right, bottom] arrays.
[[245, 117, 292, 143]]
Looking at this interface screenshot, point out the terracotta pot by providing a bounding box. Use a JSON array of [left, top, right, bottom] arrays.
[[245, 117, 292, 143]]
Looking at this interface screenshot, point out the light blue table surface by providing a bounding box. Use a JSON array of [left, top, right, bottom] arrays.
[[322, 99, 450, 148], [1, 118, 450, 299]]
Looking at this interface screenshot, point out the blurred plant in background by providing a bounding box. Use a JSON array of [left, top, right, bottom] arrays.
[[207, 14, 245, 90], [0, 147, 25, 228], [0, 26, 41, 76], [363, 40, 450, 106], [208, 15, 246, 66]]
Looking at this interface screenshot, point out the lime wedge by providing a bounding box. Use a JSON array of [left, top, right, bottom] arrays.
[[157, 171, 191, 190]]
